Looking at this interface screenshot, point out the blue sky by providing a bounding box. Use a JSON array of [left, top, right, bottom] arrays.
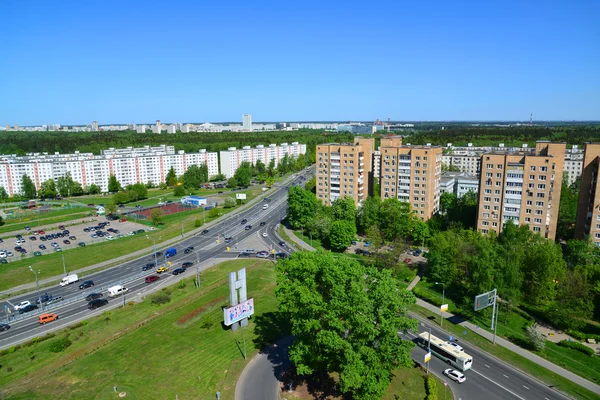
[[1, 0, 598, 125]]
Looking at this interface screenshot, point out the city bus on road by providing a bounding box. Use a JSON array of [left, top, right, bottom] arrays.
[[418, 332, 473, 371]]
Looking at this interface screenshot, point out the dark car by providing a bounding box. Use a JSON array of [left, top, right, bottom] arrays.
[[0, 323, 10, 331], [218, 191, 223, 194], [154, 251, 163, 258], [0, 259, 8, 264], [260, 222, 266, 226], [182, 261, 194, 268], [40, 236, 47, 241], [36, 293, 53, 304], [85, 293, 103, 301], [275, 252, 288, 259], [79, 280, 94, 289], [58, 225, 65, 230], [63, 240, 71, 245], [172, 267, 186, 275], [88, 299, 109, 310], [63, 230, 70, 235], [39, 244, 46, 250], [136, 229, 145, 234], [201, 229, 209, 235], [245, 225, 252, 230], [142, 263, 155, 271], [69, 236, 76, 240], [30, 236, 37, 241], [19, 304, 38, 314], [78, 242, 86, 247], [413, 249, 423, 257], [278, 241, 286, 247], [184, 246, 194, 254], [83, 228, 90, 232], [145, 275, 160, 283], [14, 246, 22, 251], [240, 219, 247, 224]]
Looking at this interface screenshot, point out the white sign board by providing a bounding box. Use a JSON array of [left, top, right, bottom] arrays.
[[441, 304, 449, 312], [223, 298, 254, 326], [424, 352, 431, 363], [236, 193, 247, 200]]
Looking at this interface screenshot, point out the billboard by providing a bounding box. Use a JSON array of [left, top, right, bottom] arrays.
[[474, 290, 496, 311], [223, 298, 254, 326], [236, 193, 247, 200]]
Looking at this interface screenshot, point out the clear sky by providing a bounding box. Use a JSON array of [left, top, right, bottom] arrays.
[[1, 0, 598, 125]]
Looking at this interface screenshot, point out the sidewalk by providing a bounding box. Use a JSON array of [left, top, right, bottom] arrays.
[[407, 276, 600, 395], [281, 226, 315, 251]]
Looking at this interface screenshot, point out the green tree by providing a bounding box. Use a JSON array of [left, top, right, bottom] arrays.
[[331, 196, 357, 223], [226, 177, 238, 188], [525, 324, 545, 351], [105, 201, 117, 214], [0, 186, 8, 203], [21, 174, 36, 199], [265, 177, 274, 188], [268, 159, 276, 177], [557, 177, 579, 240], [278, 154, 291, 176], [70, 181, 84, 196], [275, 252, 417, 399], [112, 191, 129, 205], [210, 173, 226, 182], [365, 224, 383, 249], [129, 182, 148, 200], [107, 174, 121, 193], [86, 184, 101, 195], [233, 161, 252, 187], [304, 176, 316, 194], [287, 186, 318, 229], [150, 208, 163, 226], [183, 164, 209, 190], [38, 179, 57, 199], [547, 269, 594, 330], [223, 197, 237, 208], [254, 159, 266, 175], [173, 184, 186, 196], [165, 166, 178, 187], [439, 192, 455, 215], [56, 172, 75, 197], [0, 216, 4, 226], [328, 220, 356, 251], [411, 220, 430, 243], [357, 196, 381, 234], [379, 198, 415, 241], [522, 237, 566, 306]]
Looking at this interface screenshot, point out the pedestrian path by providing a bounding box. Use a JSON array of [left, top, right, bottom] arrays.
[[281, 226, 315, 251], [407, 275, 600, 395]]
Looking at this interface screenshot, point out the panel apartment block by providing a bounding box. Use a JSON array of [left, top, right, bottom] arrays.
[[379, 144, 442, 220], [476, 141, 565, 240], [219, 142, 307, 178], [316, 142, 369, 207], [574, 143, 600, 246]]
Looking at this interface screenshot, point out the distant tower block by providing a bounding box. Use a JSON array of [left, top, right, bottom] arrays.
[[156, 120, 161, 126], [530, 113, 533, 126]]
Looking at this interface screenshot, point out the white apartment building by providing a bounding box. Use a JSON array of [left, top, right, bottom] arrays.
[[440, 171, 479, 198], [0, 145, 218, 196], [564, 145, 584, 187], [243, 114, 252, 130], [219, 142, 307, 178], [373, 149, 381, 180]]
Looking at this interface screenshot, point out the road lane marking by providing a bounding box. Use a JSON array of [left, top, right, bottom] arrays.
[[503, 374, 509, 378], [485, 364, 490, 368], [471, 369, 525, 400], [523, 385, 529, 390]]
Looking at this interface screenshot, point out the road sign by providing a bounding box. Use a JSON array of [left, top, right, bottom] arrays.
[[424, 352, 431, 363], [440, 304, 449, 312], [474, 290, 496, 311]]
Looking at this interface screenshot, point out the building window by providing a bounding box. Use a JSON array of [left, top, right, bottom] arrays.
[[482, 221, 489, 226], [530, 166, 536, 171], [484, 205, 490, 210], [536, 201, 544, 207], [486, 172, 492, 178], [487, 164, 493, 169], [496, 173, 502, 178], [484, 197, 491, 202], [526, 209, 532, 214], [537, 193, 545, 198], [533, 227, 541, 232], [529, 175, 535, 180], [534, 218, 542, 223], [483, 213, 490, 218], [540, 166, 547, 172], [539, 175, 546, 181], [525, 217, 531, 222], [481, 229, 489, 234], [492, 222, 498, 227], [485, 189, 491, 194], [494, 190, 500, 195], [526, 200, 532, 205]]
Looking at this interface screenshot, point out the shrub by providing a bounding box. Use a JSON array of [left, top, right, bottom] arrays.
[[200, 317, 213, 330], [525, 324, 546, 351], [426, 375, 438, 400], [194, 219, 203, 228], [49, 337, 72, 353], [566, 329, 587, 341], [150, 292, 171, 305], [177, 280, 187, 290], [557, 340, 595, 356]]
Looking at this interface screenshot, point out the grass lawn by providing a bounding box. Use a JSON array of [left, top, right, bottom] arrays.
[[408, 303, 600, 400], [0, 189, 265, 292], [0, 259, 281, 400], [0, 208, 92, 236], [384, 367, 451, 400], [293, 230, 325, 251]]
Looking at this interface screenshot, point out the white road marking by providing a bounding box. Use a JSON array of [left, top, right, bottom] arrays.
[[471, 369, 525, 400], [485, 364, 490, 368], [503, 374, 510, 378], [523, 385, 529, 390]]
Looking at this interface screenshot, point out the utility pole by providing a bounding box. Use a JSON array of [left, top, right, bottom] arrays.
[[62, 252, 66, 275], [181, 219, 184, 238], [195, 252, 201, 289], [28, 266, 42, 312]]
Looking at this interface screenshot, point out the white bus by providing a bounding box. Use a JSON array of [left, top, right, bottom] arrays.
[[418, 332, 473, 371]]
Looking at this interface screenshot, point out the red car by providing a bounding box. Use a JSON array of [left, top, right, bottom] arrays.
[[404, 258, 412, 264], [119, 218, 127, 222], [38, 230, 45, 234], [145, 275, 160, 283]]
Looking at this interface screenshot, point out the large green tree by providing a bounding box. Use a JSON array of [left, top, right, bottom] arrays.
[[379, 198, 415, 241], [331, 196, 357, 223], [522, 237, 566, 306], [356, 196, 381, 234], [328, 220, 356, 251], [233, 161, 252, 187], [165, 166, 178, 187], [38, 179, 57, 199], [183, 164, 209, 190], [86, 184, 101, 195], [287, 186, 318, 229], [0, 186, 8, 203], [21, 174, 36, 199], [56, 172, 74, 197], [108, 174, 121, 193], [275, 252, 417, 399], [254, 159, 266, 175], [557, 176, 579, 240]]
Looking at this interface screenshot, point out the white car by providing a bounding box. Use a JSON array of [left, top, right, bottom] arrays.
[[106, 235, 115, 240], [443, 369, 466, 383], [6, 251, 13, 257], [127, 231, 135, 236], [0, 251, 6, 259], [148, 227, 156, 231], [448, 342, 464, 352], [14, 300, 31, 311], [262, 232, 268, 237]]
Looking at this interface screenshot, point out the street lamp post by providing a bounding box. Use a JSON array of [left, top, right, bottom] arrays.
[[146, 235, 161, 268], [435, 282, 446, 327], [62, 252, 67, 275], [28, 266, 42, 312]]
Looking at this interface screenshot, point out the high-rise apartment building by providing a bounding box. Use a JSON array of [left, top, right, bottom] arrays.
[[243, 114, 252, 130], [316, 142, 370, 207], [476, 141, 565, 239], [575, 143, 600, 246], [91, 121, 99, 131], [379, 143, 443, 220], [219, 142, 306, 178]]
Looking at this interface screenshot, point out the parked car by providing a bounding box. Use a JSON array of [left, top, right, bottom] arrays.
[[79, 280, 94, 289], [413, 249, 423, 257], [19, 304, 38, 314], [33, 251, 42, 257], [404, 258, 412, 264], [58, 225, 65, 230], [85, 293, 103, 301], [63, 240, 71, 245], [443, 369, 466, 383], [54, 247, 62, 252], [88, 299, 109, 310], [156, 266, 169, 274], [119, 218, 127, 222], [172, 267, 186, 275], [201, 229, 209, 235], [78, 242, 86, 247], [0, 259, 7, 264], [145, 275, 160, 283], [105, 235, 115, 241], [127, 231, 135, 236], [262, 232, 268, 237], [136, 229, 145, 234], [184, 246, 194, 254], [29, 236, 37, 241], [39, 244, 46, 250]]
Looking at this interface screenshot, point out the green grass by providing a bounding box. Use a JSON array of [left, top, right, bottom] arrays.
[[384, 367, 451, 400], [408, 303, 600, 400], [0, 189, 265, 292], [0, 208, 92, 236], [0, 259, 279, 399], [293, 230, 325, 251]]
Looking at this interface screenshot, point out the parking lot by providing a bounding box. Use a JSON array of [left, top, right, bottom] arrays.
[[0, 216, 154, 262]]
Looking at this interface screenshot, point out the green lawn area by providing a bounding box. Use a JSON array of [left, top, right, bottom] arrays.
[[293, 230, 325, 251], [0, 188, 265, 292], [384, 367, 451, 400], [408, 303, 600, 400], [0, 259, 280, 399], [0, 207, 92, 236]]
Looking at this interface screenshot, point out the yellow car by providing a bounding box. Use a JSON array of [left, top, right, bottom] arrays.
[[156, 266, 169, 274]]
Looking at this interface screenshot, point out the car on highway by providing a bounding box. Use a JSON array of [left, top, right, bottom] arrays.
[[443, 369, 466, 383], [46, 296, 65, 306], [184, 246, 194, 254], [79, 280, 94, 289], [245, 225, 252, 230], [256, 251, 269, 258], [154, 251, 163, 257], [78, 242, 86, 247], [88, 299, 109, 310], [39, 244, 46, 250], [14, 300, 32, 311], [201, 229, 209, 235], [63, 240, 71, 245], [156, 266, 169, 274], [145, 275, 160, 283], [36, 293, 53, 304], [278, 241, 286, 247], [260, 222, 266, 226], [142, 263, 155, 271], [0, 323, 10, 331], [182, 262, 194, 268], [224, 237, 233, 243], [38, 313, 58, 324], [447, 342, 464, 352], [19, 304, 39, 314], [262, 232, 268, 237], [85, 293, 103, 301], [275, 252, 287, 259], [172, 267, 186, 275], [240, 219, 247, 224]]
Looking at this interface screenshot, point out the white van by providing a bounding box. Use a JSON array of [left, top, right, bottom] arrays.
[[262, 204, 269, 210], [60, 274, 79, 287], [108, 285, 129, 297]]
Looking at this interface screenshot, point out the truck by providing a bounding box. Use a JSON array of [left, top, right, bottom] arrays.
[[60, 274, 79, 287], [108, 285, 129, 297], [165, 247, 177, 258]]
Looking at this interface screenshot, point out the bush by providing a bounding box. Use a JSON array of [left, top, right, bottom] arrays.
[[150, 292, 171, 305], [567, 329, 587, 341], [49, 337, 72, 353], [426, 375, 438, 400], [525, 324, 546, 351], [557, 340, 595, 356], [194, 219, 203, 228]]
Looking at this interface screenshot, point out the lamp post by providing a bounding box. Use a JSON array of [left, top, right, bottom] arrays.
[[28, 266, 42, 312], [62, 252, 67, 275], [146, 235, 161, 268], [435, 282, 446, 327]]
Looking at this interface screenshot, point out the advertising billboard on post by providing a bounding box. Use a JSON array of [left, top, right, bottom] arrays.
[[223, 298, 254, 326], [236, 193, 247, 200]]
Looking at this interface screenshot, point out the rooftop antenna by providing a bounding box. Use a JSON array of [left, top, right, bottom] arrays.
[[387, 117, 391, 133]]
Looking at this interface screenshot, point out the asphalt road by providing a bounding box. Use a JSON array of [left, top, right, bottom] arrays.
[[0, 171, 309, 349]]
